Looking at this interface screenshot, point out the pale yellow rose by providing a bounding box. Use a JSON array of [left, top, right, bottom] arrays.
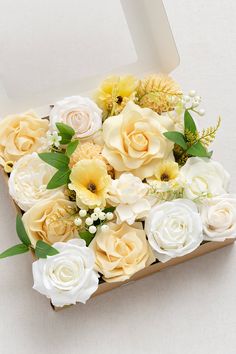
[[0, 112, 49, 166], [22, 193, 78, 247], [89, 222, 155, 282], [102, 102, 174, 179]]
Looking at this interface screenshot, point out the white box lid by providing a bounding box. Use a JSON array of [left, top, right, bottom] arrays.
[[0, 0, 179, 116]]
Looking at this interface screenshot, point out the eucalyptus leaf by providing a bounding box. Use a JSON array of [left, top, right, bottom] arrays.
[[187, 141, 212, 157], [0, 244, 29, 259], [79, 231, 94, 246], [38, 152, 69, 170], [56, 122, 75, 144], [163, 131, 187, 150], [35, 240, 59, 259], [47, 168, 71, 189], [184, 110, 197, 133], [16, 215, 31, 246], [66, 140, 79, 157], [103, 206, 116, 213]]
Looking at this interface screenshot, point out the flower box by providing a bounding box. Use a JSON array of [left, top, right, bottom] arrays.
[[0, 0, 235, 310]]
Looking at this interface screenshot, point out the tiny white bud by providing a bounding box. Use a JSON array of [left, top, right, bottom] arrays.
[[94, 207, 101, 213], [106, 212, 114, 220], [184, 95, 191, 102], [192, 101, 199, 108], [91, 212, 99, 221], [85, 217, 93, 226], [189, 90, 196, 97], [74, 217, 82, 226], [89, 225, 97, 234], [79, 209, 87, 218], [198, 108, 205, 116], [101, 224, 109, 232], [99, 212, 106, 221]]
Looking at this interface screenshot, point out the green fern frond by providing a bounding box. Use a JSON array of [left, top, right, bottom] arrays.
[[199, 116, 221, 148]]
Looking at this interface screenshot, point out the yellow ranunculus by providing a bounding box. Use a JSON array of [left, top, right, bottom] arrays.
[[89, 222, 155, 282], [69, 159, 111, 209], [102, 101, 174, 179], [0, 112, 49, 167], [94, 75, 138, 118]]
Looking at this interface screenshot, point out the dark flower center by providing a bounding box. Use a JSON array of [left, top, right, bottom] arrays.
[[87, 182, 97, 193], [116, 96, 123, 105], [160, 173, 170, 182]]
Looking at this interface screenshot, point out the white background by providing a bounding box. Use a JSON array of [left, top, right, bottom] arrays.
[[0, 1, 236, 353]]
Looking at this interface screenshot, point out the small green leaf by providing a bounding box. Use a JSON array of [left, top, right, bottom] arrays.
[[103, 206, 116, 213], [16, 215, 31, 246], [187, 141, 212, 157], [47, 168, 71, 189], [163, 131, 188, 150], [56, 122, 75, 144], [0, 244, 29, 259], [184, 110, 197, 133], [66, 140, 79, 157], [79, 231, 94, 246], [35, 240, 59, 259], [38, 152, 69, 170]]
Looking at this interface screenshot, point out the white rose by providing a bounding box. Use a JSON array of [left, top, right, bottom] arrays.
[[200, 194, 236, 241], [49, 96, 102, 139], [32, 239, 99, 307], [145, 199, 203, 262], [107, 173, 153, 224], [8, 153, 64, 211], [181, 157, 230, 201]]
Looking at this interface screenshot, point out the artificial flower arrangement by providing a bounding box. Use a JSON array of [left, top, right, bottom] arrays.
[[0, 74, 235, 308]]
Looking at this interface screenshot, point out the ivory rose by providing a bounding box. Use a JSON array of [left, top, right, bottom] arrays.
[[9, 153, 64, 211], [22, 193, 78, 247], [181, 157, 230, 201], [0, 112, 49, 166], [145, 199, 203, 262], [200, 194, 236, 241], [49, 96, 102, 139], [107, 173, 153, 224], [90, 222, 155, 282], [33, 239, 99, 307], [102, 101, 174, 179]]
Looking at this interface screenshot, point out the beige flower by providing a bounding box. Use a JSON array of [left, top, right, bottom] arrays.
[[69, 159, 111, 209], [102, 101, 174, 179], [22, 193, 78, 247], [90, 222, 155, 282], [0, 112, 49, 166], [69, 141, 114, 176]]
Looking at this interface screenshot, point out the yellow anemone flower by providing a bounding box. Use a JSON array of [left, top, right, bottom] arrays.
[[69, 159, 111, 209], [153, 160, 179, 182], [94, 75, 138, 119]]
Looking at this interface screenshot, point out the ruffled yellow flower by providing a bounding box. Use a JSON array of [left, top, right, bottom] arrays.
[[95, 75, 138, 119], [69, 159, 111, 209]]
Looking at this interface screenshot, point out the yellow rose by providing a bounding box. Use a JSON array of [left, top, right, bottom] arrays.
[[69, 159, 111, 209], [0, 112, 49, 166], [102, 101, 174, 179], [22, 193, 78, 247], [89, 222, 155, 282]]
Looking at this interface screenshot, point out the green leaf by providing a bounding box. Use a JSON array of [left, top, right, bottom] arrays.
[[187, 141, 212, 157], [103, 206, 116, 213], [16, 215, 31, 246], [79, 231, 94, 246], [56, 122, 75, 144], [47, 168, 71, 189], [38, 152, 69, 170], [66, 140, 79, 157], [184, 110, 197, 133], [163, 131, 187, 150], [0, 244, 29, 259], [35, 240, 59, 259]]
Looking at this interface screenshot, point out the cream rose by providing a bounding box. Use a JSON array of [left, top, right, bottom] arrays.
[[8, 153, 64, 211], [145, 199, 203, 262], [181, 157, 230, 201], [102, 101, 174, 179], [90, 222, 155, 282], [107, 173, 153, 224], [49, 96, 102, 139], [33, 239, 99, 307], [0, 112, 49, 166], [200, 194, 236, 241], [22, 193, 78, 247]]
